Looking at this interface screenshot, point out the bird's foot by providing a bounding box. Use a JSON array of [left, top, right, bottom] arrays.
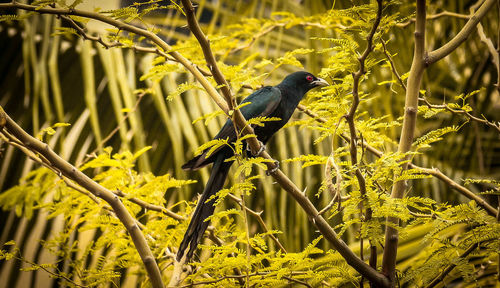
[[266, 160, 280, 176], [247, 140, 266, 156]]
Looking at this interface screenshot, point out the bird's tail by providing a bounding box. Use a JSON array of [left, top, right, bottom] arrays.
[[176, 154, 232, 261]]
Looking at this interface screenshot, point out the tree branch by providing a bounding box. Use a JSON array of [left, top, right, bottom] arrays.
[[414, 166, 497, 216], [381, 39, 407, 91], [381, 0, 427, 282], [345, 0, 383, 275], [227, 193, 287, 253], [419, 96, 500, 133], [426, 0, 497, 65], [113, 189, 184, 221], [179, 271, 313, 288], [0, 107, 165, 288], [425, 242, 479, 288], [318, 155, 346, 216], [396, 10, 470, 28]]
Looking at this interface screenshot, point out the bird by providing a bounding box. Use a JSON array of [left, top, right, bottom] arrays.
[[176, 71, 328, 261]]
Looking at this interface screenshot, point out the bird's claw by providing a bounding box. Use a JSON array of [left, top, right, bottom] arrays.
[[247, 140, 266, 157], [266, 160, 280, 176]]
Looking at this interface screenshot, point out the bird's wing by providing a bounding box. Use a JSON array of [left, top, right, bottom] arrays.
[[182, 87, 281, 170], [239, 86, 282, 119], [214, 86, 282, 139]]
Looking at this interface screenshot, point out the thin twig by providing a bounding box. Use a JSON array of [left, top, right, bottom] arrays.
[[425, 243, 479, 288], [114, 189, 184, 221], [61, 15, 122, 49], [419, 96, 500, 133], [408, 210, 434, 218], [397, 10, 470, 28], [346, 0, 383, 276], [471, 1, 500, 90], [11, 253, 89, 288], [83, 92, 148, 163], [227, 193, 287, 253], [381, 39, 407, 90]]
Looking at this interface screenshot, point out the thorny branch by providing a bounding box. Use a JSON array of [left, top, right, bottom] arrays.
[[381, 0, 426, 280], [419, 96, 500, 133], [178, 0, 269, 160], [345, 0, 383, 276]]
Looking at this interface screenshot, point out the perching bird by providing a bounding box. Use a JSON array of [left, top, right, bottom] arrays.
[[177, 71, 328, 261]]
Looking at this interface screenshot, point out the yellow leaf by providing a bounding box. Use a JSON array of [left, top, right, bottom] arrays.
[[53, 122, 71, 128], [133, 146, 152, 160]]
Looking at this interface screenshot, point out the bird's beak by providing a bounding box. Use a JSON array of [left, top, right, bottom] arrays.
[[312, 78, 329, 87]]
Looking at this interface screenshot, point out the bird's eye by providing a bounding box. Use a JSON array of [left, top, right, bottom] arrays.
[[306, 75, 314, 82]]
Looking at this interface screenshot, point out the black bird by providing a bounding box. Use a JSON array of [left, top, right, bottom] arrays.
[[177, 71, 328, 261]]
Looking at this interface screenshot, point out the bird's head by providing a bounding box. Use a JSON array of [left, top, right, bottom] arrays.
[[279, 71, 329, 95]]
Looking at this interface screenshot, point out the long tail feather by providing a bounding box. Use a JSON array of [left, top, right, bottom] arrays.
[[177, 154, 232, 261]]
